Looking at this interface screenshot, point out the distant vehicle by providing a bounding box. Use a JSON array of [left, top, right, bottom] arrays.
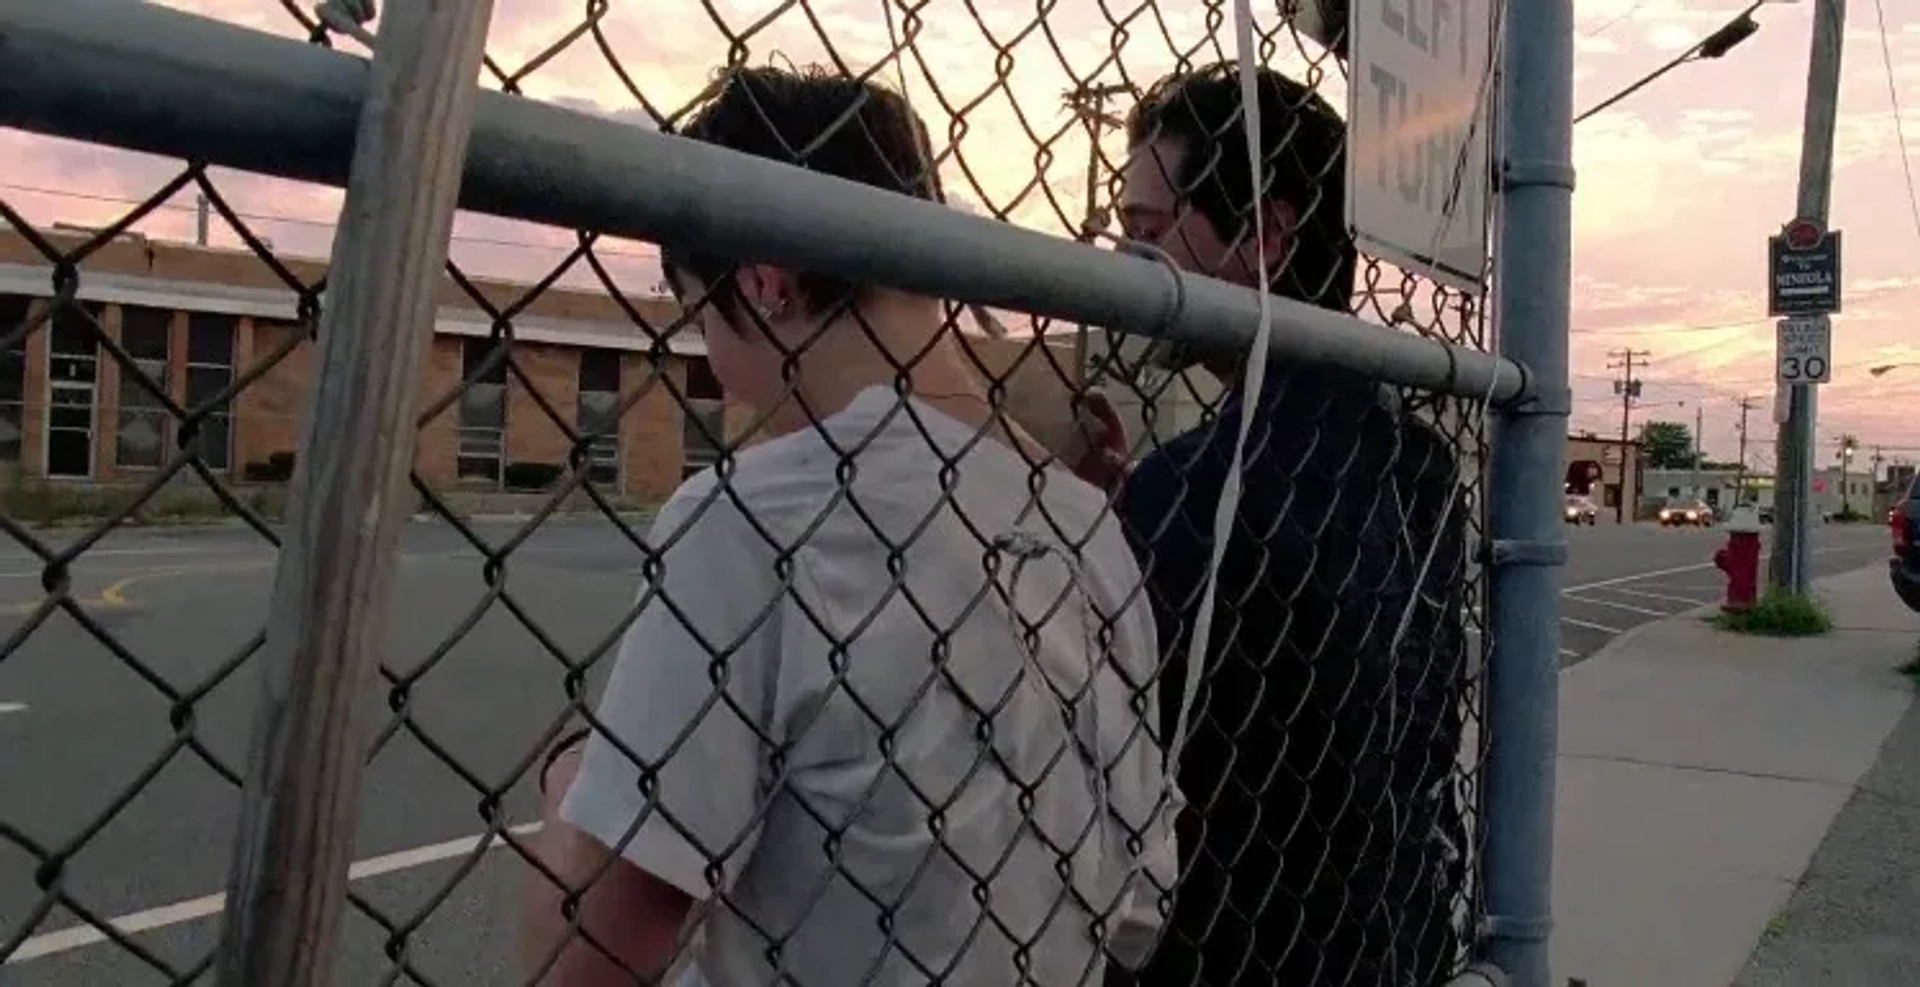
[[1563, 494, 1598, 526], [1756, 503, 1775, 524], [1890, 471, 1919, 613], [1657, 499, 1713, 527]]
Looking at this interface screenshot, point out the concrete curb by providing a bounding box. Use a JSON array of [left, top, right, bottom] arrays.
[[1574, 560, 1893, 668]]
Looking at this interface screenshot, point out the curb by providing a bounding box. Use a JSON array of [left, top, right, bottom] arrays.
[[1574, 560, 1896, 668]]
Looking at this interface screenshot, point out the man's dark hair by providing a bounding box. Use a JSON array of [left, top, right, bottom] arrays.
[[659, 66, 940, 320], [1126, 63, 1356, 311]]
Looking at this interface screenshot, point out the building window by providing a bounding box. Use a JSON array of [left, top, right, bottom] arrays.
[[186, 313, 235, 471], [577, 349, 621, 487], [458, 338, 507, 483], [681, 356, 726, 478], [0, 295, 27, 465], [117, 306, 173, 469], [46, 302, 104, 478]]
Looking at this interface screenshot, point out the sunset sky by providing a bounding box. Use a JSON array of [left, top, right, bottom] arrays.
[[2, 0, 1916, 472]]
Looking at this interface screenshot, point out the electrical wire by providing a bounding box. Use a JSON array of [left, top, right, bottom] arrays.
[[1866, 0, 1920, 249], [1574, 1, 1765, 125]]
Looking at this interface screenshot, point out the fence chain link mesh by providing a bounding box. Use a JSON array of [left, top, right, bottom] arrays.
[[1, 1, 1492, 984]]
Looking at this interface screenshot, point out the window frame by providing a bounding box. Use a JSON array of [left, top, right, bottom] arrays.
[[44, 302, 104, 479], [115, 306, 175, 470], [184, 312, 236, 472], [576, 349, 622, 489], [457, 337, 509, 485]]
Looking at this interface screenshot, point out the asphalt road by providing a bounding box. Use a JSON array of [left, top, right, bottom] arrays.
[[0, 516, 1896, 985]]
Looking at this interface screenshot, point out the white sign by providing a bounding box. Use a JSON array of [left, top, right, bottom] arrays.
[[1776, 316, 1832, 384], [1347, 0, 1497, 294]]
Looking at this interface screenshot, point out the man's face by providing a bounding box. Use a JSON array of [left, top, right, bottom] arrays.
[[1118, 137, 1258, 287]]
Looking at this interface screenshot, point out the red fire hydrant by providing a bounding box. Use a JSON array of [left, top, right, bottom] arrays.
[[1714, 506, 1763, 613]]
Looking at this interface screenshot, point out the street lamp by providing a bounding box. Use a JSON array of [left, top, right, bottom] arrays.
[[1575, 1, 1768, 124]]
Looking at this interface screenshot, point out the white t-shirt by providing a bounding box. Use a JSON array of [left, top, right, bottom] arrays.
[[560, 386, 1174, 987]]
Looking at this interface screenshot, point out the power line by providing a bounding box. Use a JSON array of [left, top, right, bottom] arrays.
[[1575, 1, 1765, 124], [1866, 0, 1920, 248], [0, 180, 660, 262]]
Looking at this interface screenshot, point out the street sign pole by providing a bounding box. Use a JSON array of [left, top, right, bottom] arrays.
[[1770, 0, 1846, 596]]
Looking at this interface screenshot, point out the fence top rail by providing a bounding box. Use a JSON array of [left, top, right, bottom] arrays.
[[0, 0, 1530, 405]]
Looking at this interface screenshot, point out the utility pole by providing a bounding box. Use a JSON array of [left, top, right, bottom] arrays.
[[1692, 403, 1705, 498], [1735, 395, 1757, 504], [1771, 0, 1846, 594], [195, 193, 210, 247], [1063, 82, 1134, 384], [1608, 348, 1649, 522]]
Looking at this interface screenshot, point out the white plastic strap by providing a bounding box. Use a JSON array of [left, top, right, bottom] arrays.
[[1165, 0, 1274, 771]]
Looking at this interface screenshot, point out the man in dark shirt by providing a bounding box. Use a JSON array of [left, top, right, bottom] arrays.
[[1102, 64, 1472, 987]]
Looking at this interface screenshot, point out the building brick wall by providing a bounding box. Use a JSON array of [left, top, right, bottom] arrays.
[[235, 317, 314, 472], [621, 353, 685, 501], [505, 342, 578, 475]]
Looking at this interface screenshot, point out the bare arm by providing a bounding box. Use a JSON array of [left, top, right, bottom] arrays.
[[520, 747, 695, 986]]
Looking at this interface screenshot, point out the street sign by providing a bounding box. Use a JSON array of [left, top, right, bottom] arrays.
[[1346, 0, 1496, 294], [1776, 316, 1833, 384], [1767, 219, 1842, 316]]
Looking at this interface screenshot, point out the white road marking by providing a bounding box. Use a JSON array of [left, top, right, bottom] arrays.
[[1601, 586, 1712, 607], [1561, 615, 1626, 634], [1560, 543, 1873, 594], [0, 702, 25, 716], [1562, 594, 1672, 618], [5, 822, 543, 964]]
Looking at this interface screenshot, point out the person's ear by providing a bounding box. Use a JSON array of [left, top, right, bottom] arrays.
[[734, 265, 801, 328], [1255, 198, 1298, 272]]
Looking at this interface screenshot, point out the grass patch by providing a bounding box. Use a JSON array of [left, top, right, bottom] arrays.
[[1713, 592, 1833, 637], [0, 478, 288, 528], [1898, 642, 1920, 688]]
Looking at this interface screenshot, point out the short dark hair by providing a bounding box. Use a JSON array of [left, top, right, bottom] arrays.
[[660, 66, 941, 319], [1126, 64, 1355, 311]]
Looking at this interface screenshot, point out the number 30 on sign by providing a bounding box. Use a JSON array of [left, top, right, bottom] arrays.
[[1776, 316, 1832, 384]]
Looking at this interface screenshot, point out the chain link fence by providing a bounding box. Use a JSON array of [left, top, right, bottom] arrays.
[[0, 0, 1541, 984]]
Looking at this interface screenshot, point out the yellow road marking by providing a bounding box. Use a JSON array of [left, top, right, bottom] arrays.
[[1, 560, 276, 615]]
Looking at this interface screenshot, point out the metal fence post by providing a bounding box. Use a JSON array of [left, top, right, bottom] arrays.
[[213, 3, 495, 984], [1483, 0, 1576, 984]]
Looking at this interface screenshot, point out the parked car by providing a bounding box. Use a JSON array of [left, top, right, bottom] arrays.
[[1657, 499, 1714, 527], [1563, 494, 1598, 525], [1890, 471, 1919, 613]]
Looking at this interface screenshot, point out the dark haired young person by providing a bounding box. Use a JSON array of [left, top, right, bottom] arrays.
[[518, 66, 1175, 987], [1092, 64, 1472, 987]]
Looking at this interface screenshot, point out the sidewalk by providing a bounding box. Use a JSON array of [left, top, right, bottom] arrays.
[[1551, 563, 1919, 987]]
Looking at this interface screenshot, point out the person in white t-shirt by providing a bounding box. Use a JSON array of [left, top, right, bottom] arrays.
[[517, 65, 1175, 987]]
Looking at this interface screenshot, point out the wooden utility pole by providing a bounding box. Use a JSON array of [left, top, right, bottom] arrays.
[[1062, 81, 1135, 386], [1735, 395, 1757, 504], [1608, 348, 1650, 522]]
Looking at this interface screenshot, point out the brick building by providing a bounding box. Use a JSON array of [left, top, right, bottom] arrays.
[[1564, 432, 1642, 523], [0, 229, 1073, 503]]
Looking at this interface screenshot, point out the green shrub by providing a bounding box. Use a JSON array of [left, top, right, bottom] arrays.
[[1714, 592, 1833, 637], [242, 450, 297, 483], [503, 461, 565, 491], [1899, 642, 1920, 688]]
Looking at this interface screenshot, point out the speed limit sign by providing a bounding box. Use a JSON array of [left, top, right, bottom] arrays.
[[1777, 316, 1832, 384]]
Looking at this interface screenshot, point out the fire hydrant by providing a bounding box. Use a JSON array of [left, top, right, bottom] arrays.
[[1714, 505, 1763, 613]]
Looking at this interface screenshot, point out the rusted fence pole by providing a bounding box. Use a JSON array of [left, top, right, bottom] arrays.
[[213, 3, 495, 984]]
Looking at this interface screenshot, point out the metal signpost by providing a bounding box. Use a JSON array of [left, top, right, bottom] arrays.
[[1346, 0, 1497, 293]]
